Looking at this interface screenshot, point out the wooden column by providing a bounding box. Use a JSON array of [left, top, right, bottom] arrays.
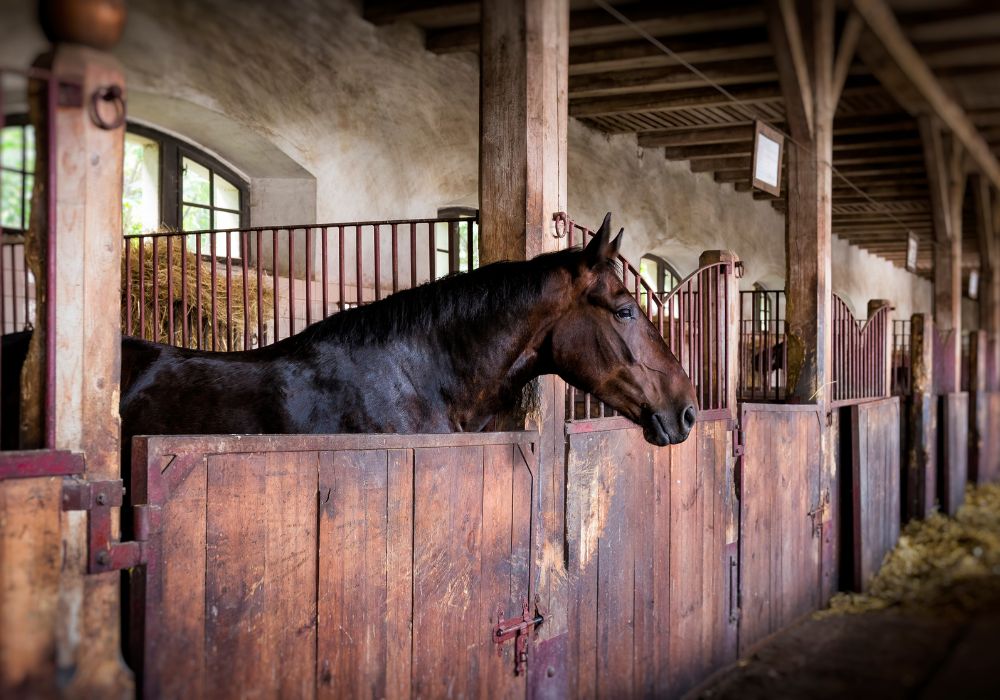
[[920, 116, 965, 394], [973, 175, 1000, 382], [908, 313, 937, 519], [767, 0, 837, 404], [31, 45, 130, 695], [478, 0, 569, 680], [968, 330, 988, 483]]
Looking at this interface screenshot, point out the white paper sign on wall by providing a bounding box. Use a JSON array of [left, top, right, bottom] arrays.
[[906, 233, 918, 272], [751, 121, 784, 196], [968, 269, 979, 300]]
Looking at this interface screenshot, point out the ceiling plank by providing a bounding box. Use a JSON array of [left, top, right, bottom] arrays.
[[569, 58, 778, 98], [852, 0, 1000, 190]]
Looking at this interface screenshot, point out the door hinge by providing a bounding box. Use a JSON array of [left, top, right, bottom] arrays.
[[493, 598, 545, 676], [62, 478, 155, 574]]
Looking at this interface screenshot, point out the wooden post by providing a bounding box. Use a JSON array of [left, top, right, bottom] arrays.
[[478, 0, 569, 679], [767, 0, 838, 405], [969, 330, 988, 483], [868, 299, 893, 397], [28, 42, 130, 695], [973, 175, 1000, 382], [908, 313, 937, 519], [919, 116, 965, 394]]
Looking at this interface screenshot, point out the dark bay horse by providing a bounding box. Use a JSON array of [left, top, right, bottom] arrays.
[[3, 214, 698, 448]]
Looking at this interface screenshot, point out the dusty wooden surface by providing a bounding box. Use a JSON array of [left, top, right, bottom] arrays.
[[939, 393, 969, 516], [738, 404, 825, 653], [0, 476, 61, 698], [133, 434, 536, 699], [851, 398, 901, 591], [565, 418, 736, 700]]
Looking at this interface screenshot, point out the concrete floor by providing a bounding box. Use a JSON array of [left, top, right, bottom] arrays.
[[688, 582, 1000, 700]]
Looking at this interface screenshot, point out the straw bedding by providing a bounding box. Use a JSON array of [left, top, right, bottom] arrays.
[[821, 483, 1000, 616], [121, 235, 275, 351]]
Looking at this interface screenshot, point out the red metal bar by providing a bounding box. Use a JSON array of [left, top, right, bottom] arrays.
[[338, 225, 346, 312], [355, 225, 363, 307], [288, 228, 296, 336], [44, 75, 57, 448], [410, 223, 417, 289], [152, 237, 159, 343], [180, 235, 188, 347], [374, 224, 382, 301], [195, 233, 202, 349], [256, 229, 264, 346], [139, 236, 147, 345], [428, 221, 436, 282], [321, 226, 329, 319], [0, 449, 84, 480], [124, 241, 132, 336], [166, 237, 174, 344], [210, 232, 218, 351], [272, 229, 279, 341], [391, 223, 399, 293], [241, 231, 250, 350], [305, 226, 313, 327], [225, 230, 233, 349]]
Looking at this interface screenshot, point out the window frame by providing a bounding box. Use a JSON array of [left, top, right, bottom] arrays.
[[1, 114, 34, 234], [127, 122, 249, 235], [639, 253, 681, 299]]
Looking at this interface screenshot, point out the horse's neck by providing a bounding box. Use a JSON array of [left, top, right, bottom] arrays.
[[434, 285, 558, 426]]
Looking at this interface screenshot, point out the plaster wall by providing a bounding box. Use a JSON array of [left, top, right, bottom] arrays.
[[0, 0, 932, 319]]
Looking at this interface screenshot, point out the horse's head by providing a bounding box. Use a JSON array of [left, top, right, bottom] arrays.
[[550, 213, 698, 446]]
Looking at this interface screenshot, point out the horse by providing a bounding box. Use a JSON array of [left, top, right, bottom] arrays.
[[1, 213, 698, 450]]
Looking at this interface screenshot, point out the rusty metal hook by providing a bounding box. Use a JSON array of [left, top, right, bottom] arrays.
[[89, 84, 126, 130]]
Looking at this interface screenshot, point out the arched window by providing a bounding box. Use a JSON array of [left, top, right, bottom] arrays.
[[2, 120, 248, 254], [753, 282, 772, 330], [639, 254, 681, 300]]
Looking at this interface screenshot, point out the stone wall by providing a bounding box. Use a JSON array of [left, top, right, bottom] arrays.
[[0, 0, 933, 319]]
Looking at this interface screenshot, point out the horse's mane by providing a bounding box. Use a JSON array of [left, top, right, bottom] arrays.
[[297, 246, 589, 346]]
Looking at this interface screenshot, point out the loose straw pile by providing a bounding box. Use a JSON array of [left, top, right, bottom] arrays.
[[121, 234, 275, 351], [821, 483, 1000, 616]]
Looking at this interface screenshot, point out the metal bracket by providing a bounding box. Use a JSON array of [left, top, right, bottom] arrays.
[[807, 490, 831, 539], [493, 598, 545, 676], [62, 478, 151, 573]]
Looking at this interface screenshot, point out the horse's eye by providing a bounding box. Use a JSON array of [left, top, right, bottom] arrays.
[[615, 306, 634, 320]]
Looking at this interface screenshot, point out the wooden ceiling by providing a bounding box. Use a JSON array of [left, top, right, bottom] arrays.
[[363, 0, 1000, 278]]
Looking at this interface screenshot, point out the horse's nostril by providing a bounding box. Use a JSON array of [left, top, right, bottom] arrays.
[[681, 404, 697, 431]]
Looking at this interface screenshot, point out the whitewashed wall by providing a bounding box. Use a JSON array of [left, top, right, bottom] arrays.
[[0, 0, 933, 319]]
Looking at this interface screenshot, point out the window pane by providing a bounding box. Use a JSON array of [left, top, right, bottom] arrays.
[[122, 133, 161, 236], [435, 250, 450, 278], [24, 125, 35, 172], [182, 204, 210, 231], [639, 257, 659, 291], [1, 126, 24, 170], [1, 170, 24, 229], [213, 173, 240, 211], [182, 157, 210, 205], [213, 209, 240, 230]]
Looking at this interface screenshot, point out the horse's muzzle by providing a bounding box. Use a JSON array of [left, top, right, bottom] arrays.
[[646, 404, 697, 446]]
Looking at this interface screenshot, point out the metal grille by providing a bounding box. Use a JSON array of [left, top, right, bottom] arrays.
[[738, 289, 786, 402], [565, 221, 734, 421], [832, 294, 891, 404], [891, 319, 911, 396]]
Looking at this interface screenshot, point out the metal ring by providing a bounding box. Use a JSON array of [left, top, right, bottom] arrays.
[[89, 84, 126, 130]]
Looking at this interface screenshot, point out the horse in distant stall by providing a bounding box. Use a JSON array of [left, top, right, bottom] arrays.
[[2, 213, 698, 453]]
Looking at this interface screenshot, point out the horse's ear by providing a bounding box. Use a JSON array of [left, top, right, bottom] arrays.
[[584, 212, 616, 267]]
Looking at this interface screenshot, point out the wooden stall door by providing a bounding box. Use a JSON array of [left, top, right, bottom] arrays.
[[939, 393, 969, 515], [131, 433, 537, 700], [850, 398, 902, 591], [984, 393, 1000, 484], [564, 418, 738, 700], [738, 405, 824, 654]]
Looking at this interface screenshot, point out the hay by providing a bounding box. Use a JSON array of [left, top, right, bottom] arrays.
[[820, 483, 1000, 617], [121, 234, 275, 351]]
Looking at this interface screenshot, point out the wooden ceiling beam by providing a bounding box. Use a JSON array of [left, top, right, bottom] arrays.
[[852, 0, 1000, 190], [638, 125, 756, 148], [364, 1, 479, 28], [569, 83, 782, 118], [569, 58, 778, 98], [568, 29, 772, 75]]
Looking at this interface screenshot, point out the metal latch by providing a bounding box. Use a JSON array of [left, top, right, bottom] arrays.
[[807, 490, 831, 538], [493, 599, 544, 676], [62, 478, 154, 573]]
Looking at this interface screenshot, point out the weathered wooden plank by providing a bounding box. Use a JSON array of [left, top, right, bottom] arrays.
[[385, 449, 413, 700], [317, 449, 389, 699], [147, 454, 208, 699], [0, 476, 61, 697], [652, 439, 672, 697], [940, 393, 969, 516], [412, 445, 484, 698], [205, 453, 268, 698], [264, 450, 318, 699]]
